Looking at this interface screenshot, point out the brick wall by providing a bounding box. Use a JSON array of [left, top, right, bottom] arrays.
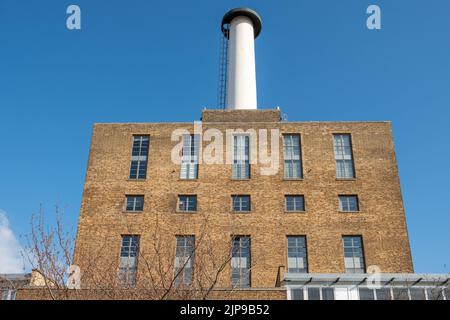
[[73, 109, 413, 293], [16, 288, 287, 300]]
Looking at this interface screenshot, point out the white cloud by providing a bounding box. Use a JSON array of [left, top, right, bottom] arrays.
[[0, 210, 25, 273]]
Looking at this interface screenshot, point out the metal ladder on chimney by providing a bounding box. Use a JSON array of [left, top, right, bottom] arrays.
[[217, 24, 229, 109]]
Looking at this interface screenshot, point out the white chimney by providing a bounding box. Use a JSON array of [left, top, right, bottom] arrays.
[[222, 8, 262, 110]]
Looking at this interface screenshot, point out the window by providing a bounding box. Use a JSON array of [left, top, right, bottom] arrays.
[[180, 134, 199, 180], [410, 288, 426, 300], [125, 195, 144, 212], [359, 288, 375, 300], [375, 288, 392, 300], [178, 195, 197, 212], [283, 134, 302, 179], [118, 235, 140, 286], [339, 195, 359, 212], [1, 290, 16, 300], [307, 287, 321, 300], [285, 195, 305, 212], [342, 236, 365, 273], [287, 236, 308, 273], [231, 236, 251, 288], [322, 288, 335, 300], [129, 135, 149, 179], [174, 236, 195, 286], [232, 135, 250, 179], [426, 288, 444, 300], [392, 288, 409, 300], [290, 287, 334, 300], [333, 134, 355, 179], [291, 288, 304, 300], [232, 195, 251, 212]]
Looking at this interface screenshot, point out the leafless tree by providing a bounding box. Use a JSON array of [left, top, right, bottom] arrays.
[[23, 205, 260, 300]]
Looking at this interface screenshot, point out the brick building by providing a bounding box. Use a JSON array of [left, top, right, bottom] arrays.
[[67, 8, 448, 300]]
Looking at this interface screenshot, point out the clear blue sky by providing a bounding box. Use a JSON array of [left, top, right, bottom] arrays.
[[0, 0, 449, 273]]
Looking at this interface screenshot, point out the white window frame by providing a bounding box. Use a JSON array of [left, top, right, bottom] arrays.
[[118, 235, 140, 286], [342, 236, 366, 273], [285, 195, 305, 212], [231, 236, 251, 288], [177, 195, 197, 212], [338, 195, 359, 212], [283, 134, 303, 179], [232, 135, 250, 179], [180, 134, 199, 180], [125, 195, 144, 212], [174, 236, 195, 286], [232, 195, 251, 212], [287, 236, 308, 273], [333, 134, 355, 179], [129, 135, 149, 180]]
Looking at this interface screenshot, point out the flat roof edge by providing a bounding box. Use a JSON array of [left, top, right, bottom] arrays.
[[92, 121, 392, 126]]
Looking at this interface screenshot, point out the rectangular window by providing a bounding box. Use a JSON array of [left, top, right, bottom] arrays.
[[291, 288, 304, 300], [290, 287, 335, 300], [322, 288, 335, 300], [174, 236, 195, 286], [180, 134, 199, 180], [125, 195, 144, 212], [426, 288, 444, 300], [410, 288, 426, 300], [118, 235, 140, 286], [283, 134, 302, 179], [1, 290, 16, 300], [339, 195, 359, 212], [232, 135, 250, 179], [307, 287, 321, 300], [285, 195, 305, 212], [392, 288, 409, 300], [129, 135, 149, 179], [287, 236, 308, 273], [231, 236, 251, 288], [178, 195, 197, 212], [232, 195, 251, 212], [375, 288, 392, 300], [342, 236, 365, 273], [333, 134, 355, 179], [359, 288, 375, 300]]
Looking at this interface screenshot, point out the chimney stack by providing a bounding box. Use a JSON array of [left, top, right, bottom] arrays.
[[221, 8, 262, 110]]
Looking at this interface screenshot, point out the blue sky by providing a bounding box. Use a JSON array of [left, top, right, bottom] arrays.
[[0, 0, 449, 273]]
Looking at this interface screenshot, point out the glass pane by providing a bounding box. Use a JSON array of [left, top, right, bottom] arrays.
[[292, 289, 304, 300], [126, 197, 134, 211], [392, 288, 409, 300], [283, 135, 302, 178], [231, 236, 251, 287], [410, 288, 426, 300], [343, 161, 355, 178], [322, 288, 335, 300], [426, 288, 443, 300], [135, 196, 144, 211], [339, 196, 358, 211], [129, 161, 138, 179], [359, 288, 375, 300], [375, 288, 391, 300], [287, 236, 308, 273], [343, 236, 365, 273], [138, 160, 147, 179], [284, 161, 293, 178], [307, 287, 320, 300], [334, 135, 355, 179]]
